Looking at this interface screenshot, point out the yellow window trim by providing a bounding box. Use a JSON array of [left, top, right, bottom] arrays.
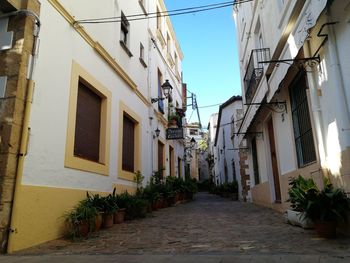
[[65, 61, 111, 176], [47, 0, 151, 107], [118, 102, 142, 181]]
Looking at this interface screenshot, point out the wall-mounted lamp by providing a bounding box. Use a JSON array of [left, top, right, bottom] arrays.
[[190, 137, 196, 148], [151, 79, 173, 103], [155, 127, 160, 138]]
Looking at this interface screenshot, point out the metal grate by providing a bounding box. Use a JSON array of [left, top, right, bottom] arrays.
[[290, 72, 316, 167]]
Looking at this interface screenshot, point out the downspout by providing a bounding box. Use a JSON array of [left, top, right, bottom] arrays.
[[304, 41, 327, 169], [325, 6, 350, 140], [2, 9, 41, 253]]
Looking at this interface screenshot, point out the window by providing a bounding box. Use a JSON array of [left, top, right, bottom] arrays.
[[156, 7, 161, 30], [118, 102, 141, 181], [74, 81, 101, 162], [120, 12, 129, 45], [290, 72, 316, 167], [157, 69, 165, 114], [122, 114, 135, 172], [158, 140, 165, 178], [65, 61, 111, 176], [167, 33, 171, 54], [169, 146, 174, 176], [174, 52, 179, 77], [138, 0, 147, 15], [139, 42, 147, 67], [251, 137, 260, 185], [177, 157, 182, 178], [120, 12, 132, 57], [190, 129, 198, 136]]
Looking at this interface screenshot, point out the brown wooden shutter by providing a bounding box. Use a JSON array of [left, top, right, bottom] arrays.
[[74, 81, 101, 162], [122, 114, 135, 172], [158, 141, 164, 177]]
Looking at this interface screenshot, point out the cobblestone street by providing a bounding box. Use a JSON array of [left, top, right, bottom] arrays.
[[12, 192, 350, 258]]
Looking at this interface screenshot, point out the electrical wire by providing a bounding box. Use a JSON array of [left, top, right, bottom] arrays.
[[76, 1, 236, 22], [75, 0, 253, 24]]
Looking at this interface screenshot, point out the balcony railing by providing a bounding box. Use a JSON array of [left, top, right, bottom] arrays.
[[243, 48, 270, 104]]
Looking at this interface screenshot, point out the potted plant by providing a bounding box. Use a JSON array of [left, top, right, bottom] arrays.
[[86, 193, 104, 231], [115, 191, 130, 223], [168, 113, 180, 127], [65, 199, 98, 238], [304, 179, 350, 238], [286, 175, 316, 229], [101, 195, 118, 228]]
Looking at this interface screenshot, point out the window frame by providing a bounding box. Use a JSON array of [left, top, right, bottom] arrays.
[[65, 61, 111, 176], [118, 102, 142, 181]]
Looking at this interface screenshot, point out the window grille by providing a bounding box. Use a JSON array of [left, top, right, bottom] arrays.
[[290, 72, 316, 167]]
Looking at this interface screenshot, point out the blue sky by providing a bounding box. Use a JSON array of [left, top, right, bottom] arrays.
[[164, 0, 242, 128]]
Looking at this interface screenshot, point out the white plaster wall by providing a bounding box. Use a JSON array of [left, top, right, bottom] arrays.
[[22, 0, 184, 191]]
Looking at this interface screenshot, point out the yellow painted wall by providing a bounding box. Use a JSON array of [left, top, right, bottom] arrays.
[[7, 184, 135, 253]]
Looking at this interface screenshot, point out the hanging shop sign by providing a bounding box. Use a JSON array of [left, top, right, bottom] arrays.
[[166, 128, 184, 140]]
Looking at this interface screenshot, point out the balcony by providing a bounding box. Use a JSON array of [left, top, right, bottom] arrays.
[[243, 48, 270, 104]]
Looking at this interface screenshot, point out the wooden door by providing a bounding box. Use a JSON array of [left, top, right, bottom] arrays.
[[267, 118, 281, 203]]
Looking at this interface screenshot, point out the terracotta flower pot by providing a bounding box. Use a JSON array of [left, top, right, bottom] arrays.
[[315, 221, 337, 238], [114, 208, 126, 224], [102, 213, 114, 228], [78, 221, 89, 237], [93, 213, 103, 231]]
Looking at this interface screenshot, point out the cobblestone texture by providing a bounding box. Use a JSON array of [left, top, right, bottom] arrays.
[[16, 192, 350, 256]]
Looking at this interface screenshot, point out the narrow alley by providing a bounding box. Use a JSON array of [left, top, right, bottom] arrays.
[[5, 193, 349, 261]]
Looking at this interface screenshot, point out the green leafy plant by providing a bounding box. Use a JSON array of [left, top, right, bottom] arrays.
[[287, 175, 318, 212], [305, 179, 350, 223], [65, 199, 98, 238], [134, 170, 145, 196]]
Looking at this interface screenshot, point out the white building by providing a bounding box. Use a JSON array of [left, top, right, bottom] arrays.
[[233, 0, 350, 211], [213, 96, 242, 188], [207, 113, 219, 182], [0, 0, 186, 252]]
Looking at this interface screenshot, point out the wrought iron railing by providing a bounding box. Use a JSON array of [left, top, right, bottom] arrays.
[[243, 48, 270, 104]]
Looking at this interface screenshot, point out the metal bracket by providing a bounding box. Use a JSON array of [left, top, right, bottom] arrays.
[[245, 101, 287, 113], [259, 55, 320, 68]]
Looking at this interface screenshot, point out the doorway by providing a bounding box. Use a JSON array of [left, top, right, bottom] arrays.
[[267, 118, 281, 203]]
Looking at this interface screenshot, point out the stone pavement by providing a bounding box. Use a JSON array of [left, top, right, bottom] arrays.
[[2, 192, 350, 262]]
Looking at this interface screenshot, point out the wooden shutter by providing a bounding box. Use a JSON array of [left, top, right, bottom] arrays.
[[74, 81, 101, 162], [158, 141, 164, 177], [122, 114, 135, 172]]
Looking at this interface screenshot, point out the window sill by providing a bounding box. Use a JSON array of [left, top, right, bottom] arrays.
[[138, 0, 147, 15], [139, 57, 147, 68], [120, 41, 133, 57]]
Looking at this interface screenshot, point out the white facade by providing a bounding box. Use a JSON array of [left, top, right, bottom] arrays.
[[207, 113, 219, 182], [7, 0, 186, 252], [213, 96, 242, 186], [233, 0, 350, 209]]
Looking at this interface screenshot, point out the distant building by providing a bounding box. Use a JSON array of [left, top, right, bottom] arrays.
[[213, 96, 243, 193]]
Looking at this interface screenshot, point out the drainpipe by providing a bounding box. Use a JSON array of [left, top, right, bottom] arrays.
[[304, 41, 327, 169], [2, 9, 41, 253], [325, 6, 350, 146]]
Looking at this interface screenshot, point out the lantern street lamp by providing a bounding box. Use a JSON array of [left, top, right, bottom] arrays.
[[151, 79, 173, 103]]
